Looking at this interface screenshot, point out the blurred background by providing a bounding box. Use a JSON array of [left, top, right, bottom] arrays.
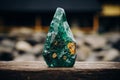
[[0, 0, 119, 62]]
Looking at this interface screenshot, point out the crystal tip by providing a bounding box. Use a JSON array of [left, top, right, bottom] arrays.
[[56, 7, 64, 12]]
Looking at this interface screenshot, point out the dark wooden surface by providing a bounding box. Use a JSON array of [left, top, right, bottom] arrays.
[[0, 61, 120, 80]]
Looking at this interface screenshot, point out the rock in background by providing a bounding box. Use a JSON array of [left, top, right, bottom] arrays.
[[0, 27, 119, 62]]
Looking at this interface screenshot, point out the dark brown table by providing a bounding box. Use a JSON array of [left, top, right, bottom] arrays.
[[0, 61, 120, 80]]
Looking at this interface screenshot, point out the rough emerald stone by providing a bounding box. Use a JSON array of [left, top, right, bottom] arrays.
[[43, 7, 76, 67]]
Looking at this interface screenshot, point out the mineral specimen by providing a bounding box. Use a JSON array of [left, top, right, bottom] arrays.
[[43, 7, 76, 67]]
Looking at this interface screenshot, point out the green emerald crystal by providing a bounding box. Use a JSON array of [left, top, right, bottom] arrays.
[[43, 7, 76, 67]]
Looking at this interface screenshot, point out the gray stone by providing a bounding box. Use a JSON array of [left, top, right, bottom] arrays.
[[85, 34, 107, 49], [15, 41, 32, 52], [14, 54, 36, 61]]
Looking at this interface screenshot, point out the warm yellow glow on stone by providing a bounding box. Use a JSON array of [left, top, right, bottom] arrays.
[[63, 56, 67, 60], [52, 53, 57, 58], [67, 42, 76, 55]]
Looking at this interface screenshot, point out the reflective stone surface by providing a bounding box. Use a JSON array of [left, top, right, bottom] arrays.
[[43, 8, 76, 67]]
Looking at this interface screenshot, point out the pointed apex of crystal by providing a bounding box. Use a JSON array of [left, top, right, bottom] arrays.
[[56, 7, 64, 13], [52, 7, 66, 22], [43, 8, 76, 67], [55, 7, 65, 15]]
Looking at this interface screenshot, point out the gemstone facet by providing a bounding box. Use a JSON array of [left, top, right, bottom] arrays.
[[43, 7, 76, 67]]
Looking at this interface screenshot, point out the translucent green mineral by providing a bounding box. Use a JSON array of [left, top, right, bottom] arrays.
[[43, 7, 76, 67]]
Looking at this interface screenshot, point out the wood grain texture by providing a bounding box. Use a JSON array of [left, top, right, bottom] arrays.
[[0, 61, 120, 80]]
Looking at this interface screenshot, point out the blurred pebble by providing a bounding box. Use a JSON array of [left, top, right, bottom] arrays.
[[32, 32, 46, 43], [85, 34, 107, 49], [76, 45, 91, 61], [76, 38, 84, 47], [105, 33, 120, 44], [85, 52, 98, 62], [9, 27, 33, 36], [36, 56, 44, 61], [15, 41, 32, 52], [32, 44, 43, 54], [14, 54, 36, 61], [1, 39, 15, 48], [103, 49, 119, 61]]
